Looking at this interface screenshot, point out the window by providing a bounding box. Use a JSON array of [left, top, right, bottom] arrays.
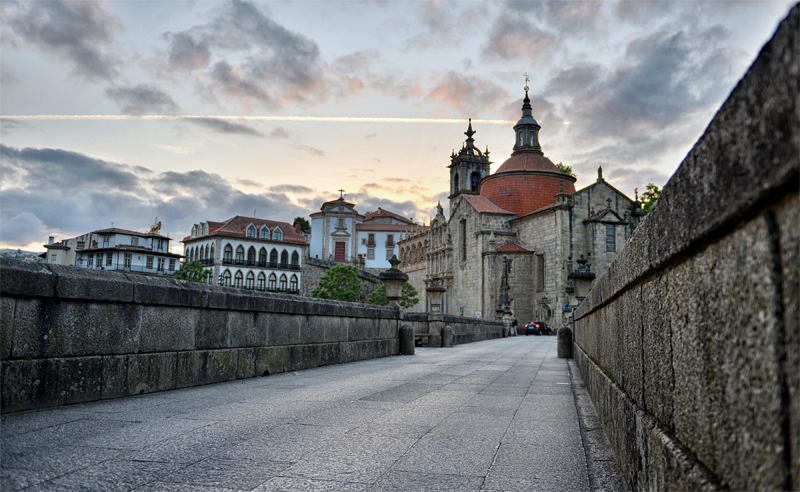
[[235, 246, 244, 264], [471, 172, 480, 192], [258, 273, 266, 290], [106, 252, 113, 266], [102, 236, 109, 247], [386, 249, 394, 260], [205, 246, 210, 260], [518, 132, 523, 146], [191, 226, 196, 238], [246, 272, 254, 289], [124, 253, 132, 269], [76, 241, 85, 250], [203, 224, 208, 236], [270, 249, 278, 267], [368, 234, 375, 246], [453, 173, 459, 192], [273, 228, 283, 241], [131, 237, 139, 246], [537, 255, 545, 292], [279, 274, 288, 292], [146, 256, 154, 269], [247, 247, 256, 266], [259, 248, 267, 266], [260, 227, 269, 239], [234, 271, 243, 287], [247, 225, 256, 237], [606, 224, 616, 252], [199, 246, 204, 261], [387, 234, 394, 246], [223, 245, 233, 263], [367, 249, 374, 260], [361, 238, 366, 245], [51, 254, 57, 263], [88, 253, 94, 266], [290, 275, 298, 292], [459, 220, 466, 261], [291, 251, 299, 267], [210, 243, 214, 260], [280, 250, 288, 268], [158, 257, 165, 271], [268, 273, 277, 291], [96, 255, 102, 267], [169, 259, 175, 271], [222, 270, 231, 286]]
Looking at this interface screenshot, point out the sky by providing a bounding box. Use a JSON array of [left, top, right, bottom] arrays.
[[0, 0, 795, 254]]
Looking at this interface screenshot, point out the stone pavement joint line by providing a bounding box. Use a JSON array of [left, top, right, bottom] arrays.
[[1, 336, 626, 491]]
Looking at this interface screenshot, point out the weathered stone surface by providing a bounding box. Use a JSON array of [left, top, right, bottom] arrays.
[[0, 257, 55, 298], [128, 274, 210, 307], [139, 306, 196, 353], [1, 356, 102, 412], [49, 264, 134, 303], [400, 324, 415, 355], [194, 309, 228, 349], [1, 296, 15, 359], [640, 274, 674, 429], [228, 310, 269, 348], [256, 346, 286, 376], [556, 326, 571, 358], [176, 349, 237, 387], [12, 299, 140, 358]]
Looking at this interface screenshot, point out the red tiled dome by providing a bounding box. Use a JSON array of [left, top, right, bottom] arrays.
[[481, 153, 576, 217]]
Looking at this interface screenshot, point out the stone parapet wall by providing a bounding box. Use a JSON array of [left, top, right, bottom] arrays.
[[572, 7, 798, 491], [0, 259, 398, 414]]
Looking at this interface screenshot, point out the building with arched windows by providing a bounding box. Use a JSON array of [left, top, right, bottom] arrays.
[[398, 90, 645, 324], [182, 216, 306, 293]]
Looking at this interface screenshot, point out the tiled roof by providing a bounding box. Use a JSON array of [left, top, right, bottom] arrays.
[[184, 216, 306, 244], [92, 228, 171, 239], [362, 208, 411, 223], [462, 195, 515, 214], [495, 242, 533, 252], [319, 198, 356, 211], [355, 224, 429, 233], [495, 153, 564, 174]]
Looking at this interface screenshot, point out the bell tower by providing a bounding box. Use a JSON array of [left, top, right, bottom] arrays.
[[448, 119, 492, 200]]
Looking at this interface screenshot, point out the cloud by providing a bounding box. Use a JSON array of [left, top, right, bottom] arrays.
[[427, 72, 509, 115], [0, 66, 18, 84], [2, 0, 122, 81], [268, 184, 315, 194], [382, 178, 411, 183], [373, 158, 381, 163], [105, 84, 180, 115], [403, 1, 487, 51], [0, 143, 314, 247], [188, 117, 263, 136], [505, 1, 607, 39], [0, 118, 34, 136], [480, 17, 560, 63], [237, 178, 263, 187], [153, 144, 193, 155], [268, 127, 291, 139], [164, 31, 211, 71], [542, 64, 606, 97], [294, 144, 325, 157], [365, 133, 377, 139]]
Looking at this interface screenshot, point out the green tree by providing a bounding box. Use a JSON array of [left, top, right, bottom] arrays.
[[556, 162, 576, 178], [367, 282, 420, 309], [173, 260, 212, 283], [293, 217, 310, 231], [641, 183, 662, 214], [310, 265, 363, 302]]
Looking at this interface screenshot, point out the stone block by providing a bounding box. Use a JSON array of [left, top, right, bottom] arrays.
[[620, 287, 643, 408], [268, 314, 302, 346], [176, 349, 236, 387], [236, 348, 257, 379], [101, 355, 129, 400], [670, 215, 788, 491], [1, 356, 102, 413], [1, 296, 15, 359], [140, 306, 196, 352], [0, 257, 56, 298], [142, 352, 178, 393], [640, 274, 674, 430], [129, 275, 210, 308], [349, 317, 376, 342], [322, 315, 346, 343], [50, 264, 133, 303], [319, 343, 340, 366], [228, 310, 269, 348], [298, 315, 325, 344], [255, 346, 286, 376], [195, 309, 228, 349], [12, 299, 140, 358]]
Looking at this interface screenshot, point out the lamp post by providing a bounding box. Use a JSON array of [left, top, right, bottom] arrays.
[[218, 273, 224, 286], [378, 255, 408, 310]]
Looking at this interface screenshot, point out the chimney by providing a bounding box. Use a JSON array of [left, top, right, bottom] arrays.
[[48, 236, 54, 245], [295, 223, 302, 234]]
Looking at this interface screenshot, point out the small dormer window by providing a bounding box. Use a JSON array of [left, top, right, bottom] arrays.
[[131, 237, 138, 246], [260, 226, 269, 239], [191, 226, 196, 238], [247, 225, 256, 237], [273, 228, 283, 241]]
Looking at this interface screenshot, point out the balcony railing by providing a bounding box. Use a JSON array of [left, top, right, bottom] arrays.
[[222, 257, 232, 265], [269, 261, 278, 268], [235, 259, 245, 266], [385, 241, 394, 247], [280, 262, 288, 269], [367, 240, 376, 247], [246, 260, 256, 266], [258, 260, 267, 267], [290, 264, 301, 270], [200, 258, 215, 265]]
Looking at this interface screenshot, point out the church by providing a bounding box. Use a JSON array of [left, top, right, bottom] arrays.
[[398, 89, 644, 328]]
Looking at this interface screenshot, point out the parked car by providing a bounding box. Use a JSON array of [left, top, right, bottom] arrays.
[[525, 321, 552, 336]]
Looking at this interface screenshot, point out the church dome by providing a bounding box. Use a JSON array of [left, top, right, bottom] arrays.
[[479, 90, 576, 217]]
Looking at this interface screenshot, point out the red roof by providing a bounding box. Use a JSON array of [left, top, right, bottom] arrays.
[[462, 195, 514, 214], [355, 224, 428, 233], [495, 153, 564, 174], [92, 227, 171, 240], [495, 242, 533, 252], [362, 208, 411, 223], [183, 216, 306, 244]]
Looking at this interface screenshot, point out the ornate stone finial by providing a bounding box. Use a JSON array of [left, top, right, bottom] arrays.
[[577, 254, 588, 269], [489, 231, 496, 244], [597, 166, 603, 181], [635, 188, 639, 201], [465, 118, 476, 139], [606, 197, 612, 210]]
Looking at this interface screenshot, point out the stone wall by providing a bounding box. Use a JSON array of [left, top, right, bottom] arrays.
[[402, 312, 504, 346], [572, 7, 798, 491], [303, 256, 382, 301], [1, 259, 398, 414]]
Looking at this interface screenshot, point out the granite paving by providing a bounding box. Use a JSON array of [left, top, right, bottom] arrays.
[[1, 335, 626, 491]]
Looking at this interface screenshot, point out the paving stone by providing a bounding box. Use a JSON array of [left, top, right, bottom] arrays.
[[160, 458, 291, 489], [370, 470, 484, 491], [37, 459, 182, 492], [253, 476, 369, 491]]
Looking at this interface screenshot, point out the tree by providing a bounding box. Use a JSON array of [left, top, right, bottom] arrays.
[[641, 183, 661, 214], [556, 162, 576, 178], [173, 260, 211, 283], [293, 217, 310, 231], [310, 265, 363, 302], [367, 282, 420, 309]]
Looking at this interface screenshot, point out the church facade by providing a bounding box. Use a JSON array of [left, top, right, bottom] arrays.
[[398, 91, 644, 326]]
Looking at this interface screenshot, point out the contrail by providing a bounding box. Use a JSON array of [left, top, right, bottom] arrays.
[[3, 115, 514, 124]]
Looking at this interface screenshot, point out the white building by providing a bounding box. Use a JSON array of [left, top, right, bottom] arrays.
[[309, 197, 427, 270], [182, 215, 307, 293], [45, 228, 182, 275]]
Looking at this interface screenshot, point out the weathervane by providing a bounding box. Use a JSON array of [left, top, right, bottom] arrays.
[[338, 188, 346, 198], [523, 72, 529, 92]]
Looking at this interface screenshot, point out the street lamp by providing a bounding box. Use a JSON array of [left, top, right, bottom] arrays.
[[218, 273, 224, 286]]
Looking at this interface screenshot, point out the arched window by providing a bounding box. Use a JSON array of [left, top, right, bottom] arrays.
[[280, 250, 288, 268], [258, 247, 267, 266], [206, 244, 211, 260], [518, 131, 524, 146], [199, 246, 204, 262], [191, 226, 196, 238], [210, 243, 215, 261], [290, 275, 298, 293], [268, 273, 277, 291], [223, 244, 232, 263], [270, 249, 278, 267], [203, 224, 208, 236], [247, 246, 256, 266], [260, 226, 269, 239], [246, 271, 254, 289], [222, 269, 231, 286], [279, 274, 288, 292], [257, 272, 266, 291], [235, 246, 244, 265], [247, 225, 256, 238], [273, 228, 283, 241], [471, 172, 480, 193], [234, 271, 243, 288], [291, 251, 299, 267], [453, 173, 459, 192]]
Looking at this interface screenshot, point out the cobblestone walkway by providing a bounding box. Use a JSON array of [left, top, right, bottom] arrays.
[[2, 336, 625, 491]]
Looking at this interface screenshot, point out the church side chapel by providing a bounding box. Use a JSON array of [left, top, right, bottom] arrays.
[[399, 87, 644, 327]]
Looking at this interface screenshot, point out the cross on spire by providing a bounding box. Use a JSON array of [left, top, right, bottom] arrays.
[[338, 189, 346, 198], [523, 72, 530, 91]]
